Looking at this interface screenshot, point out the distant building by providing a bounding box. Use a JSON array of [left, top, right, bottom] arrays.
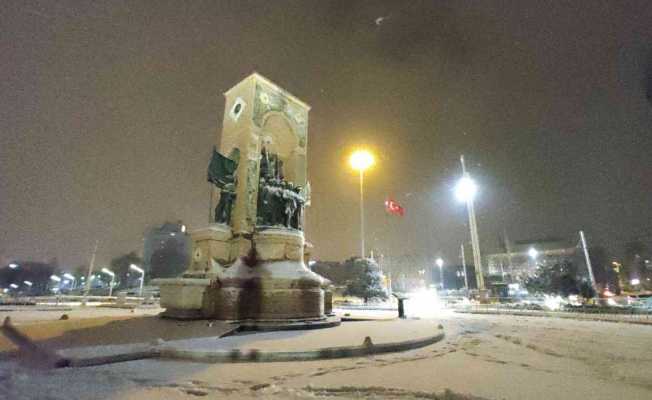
[[143, 221, 191, 279], [486, 237, 579, 283]]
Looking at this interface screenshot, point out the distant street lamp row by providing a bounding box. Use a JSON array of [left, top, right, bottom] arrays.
[[45, 264, 144, 297]]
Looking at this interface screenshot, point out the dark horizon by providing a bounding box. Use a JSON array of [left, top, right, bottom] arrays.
[[2, 1, 652, 269]]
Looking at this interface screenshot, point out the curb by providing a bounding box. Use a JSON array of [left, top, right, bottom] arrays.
[[157, 331, 445, 363], [66, 349, 159, 367]]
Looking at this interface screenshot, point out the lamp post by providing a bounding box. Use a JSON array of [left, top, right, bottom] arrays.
[[129, 264, 145, 297], [436, 257, 444, 290], [460, 243, 469, 292], [101, 268, 115, 297], [579, 230, 597, 296], [455, 155, 485, 291], [349, 149, 375, 259], [83, 240, 99, 305]]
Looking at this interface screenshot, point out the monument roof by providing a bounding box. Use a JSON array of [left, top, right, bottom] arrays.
[[224, 72, 311, 111]]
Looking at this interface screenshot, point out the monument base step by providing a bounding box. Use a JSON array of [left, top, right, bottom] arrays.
[[159, 308, 206, 320], [237, 315, 341, 331]]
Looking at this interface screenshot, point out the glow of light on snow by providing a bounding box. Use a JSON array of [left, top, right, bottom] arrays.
[[405, 288, 443, 318], [543, 295, 563, 311]]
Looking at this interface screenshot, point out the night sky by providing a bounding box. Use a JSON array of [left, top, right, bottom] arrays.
[[2, 1, 652, 269]]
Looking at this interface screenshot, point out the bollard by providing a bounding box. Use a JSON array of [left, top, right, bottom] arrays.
[[398, 298, 405, 319]]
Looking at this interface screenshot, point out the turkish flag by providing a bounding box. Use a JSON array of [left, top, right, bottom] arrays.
[[385, 199, 405, 216]]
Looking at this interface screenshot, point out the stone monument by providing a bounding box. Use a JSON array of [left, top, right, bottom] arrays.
[[156, 73, 331, 323]]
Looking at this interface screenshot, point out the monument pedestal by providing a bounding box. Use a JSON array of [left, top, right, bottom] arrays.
[[157, 227, 330, 322], [159, 278, 211, 319]]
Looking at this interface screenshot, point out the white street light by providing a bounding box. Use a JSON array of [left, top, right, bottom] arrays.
[[101, 268, 116, 297], [23, 281, 33, 287], [455, 155, 485, 291], [631, 278, 641, 286], [528, 247, 539, 259], [436, 257, 444, 289], [9, 284, 18, 289], [454, 176, 478, 203], [8, 263, 18, 269], [50, 275, 61, 282], [129, 264, 145, 297]]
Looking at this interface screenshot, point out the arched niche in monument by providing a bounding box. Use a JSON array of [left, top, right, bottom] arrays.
[[260, 112, 304, 187]]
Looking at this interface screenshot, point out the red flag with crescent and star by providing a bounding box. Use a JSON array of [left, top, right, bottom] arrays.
[[385, 199, 405, 216]]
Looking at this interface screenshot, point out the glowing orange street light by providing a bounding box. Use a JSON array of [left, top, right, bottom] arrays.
[[349, 150, 375, 171]]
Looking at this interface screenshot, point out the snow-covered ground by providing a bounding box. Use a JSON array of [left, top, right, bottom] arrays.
[[2, 312, 651, 400]]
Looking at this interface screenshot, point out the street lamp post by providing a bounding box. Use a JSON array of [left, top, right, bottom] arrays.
[[455, 155, 485, 291], [129, 264, 145, 297], [83, 240, 99, 305], [579, 230, 597, 296], [436, 258, 444, 289], [101, 268, 116, 297], [460, 243, 469, 292], [349, 150, 375, 260]]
